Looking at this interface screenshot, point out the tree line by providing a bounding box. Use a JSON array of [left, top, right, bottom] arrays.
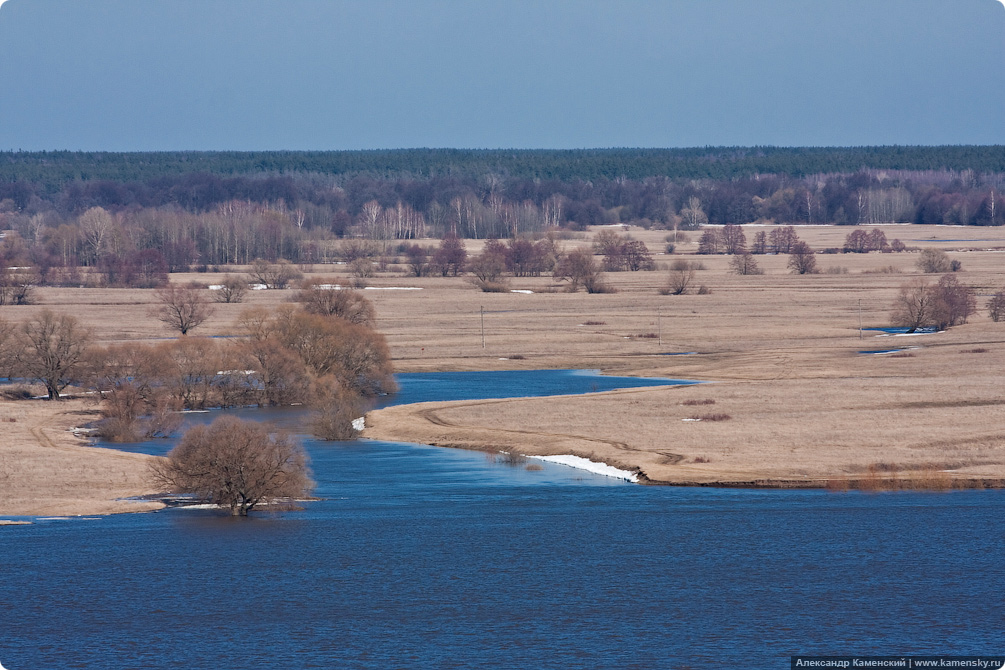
[[0, 289, 393, 442]]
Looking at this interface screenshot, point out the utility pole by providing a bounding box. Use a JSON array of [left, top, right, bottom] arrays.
[[858, 299, 863, 339], [658, 307, 662, 348], [480, 305, 485, 349]]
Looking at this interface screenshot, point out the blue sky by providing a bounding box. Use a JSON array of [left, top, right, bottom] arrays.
[[0, 0, 1003, 150]]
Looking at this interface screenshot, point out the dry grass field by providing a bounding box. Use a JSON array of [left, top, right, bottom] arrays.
[[2, 223, 1004, 516], [0, 398, 163, 516]]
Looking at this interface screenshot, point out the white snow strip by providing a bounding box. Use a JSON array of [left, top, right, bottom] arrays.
[[510, 289, 534, 294], [250, 284, 268, 290], [351, 416, 365, 431], [529, 455, 638, 483], [681, 418, 701, 422], [362, 286, 423, 291]]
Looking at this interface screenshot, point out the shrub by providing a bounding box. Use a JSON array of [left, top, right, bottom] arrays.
[[689, 413, 731, 421], [495, 451, 527, 466], [916, 248, 952, 273]]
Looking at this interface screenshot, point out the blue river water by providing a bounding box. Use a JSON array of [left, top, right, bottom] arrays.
[[2, 370, 1003, 669]]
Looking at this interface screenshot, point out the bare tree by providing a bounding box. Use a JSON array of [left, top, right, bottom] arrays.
[[660, 260, 697, 295], [213, 275, 248, 304], [769, 226, 799, 254], [787, 241, 818, 275], [931, 274, 976, 329], [309, 377, 364, 441], [982, 288, 1005, 323], [916, 248, 954, 274], [152, 284, 215, 335], [0, 267, 39, 305], [150, 416, 314, 516], [891, 279, 936, 333], [720, 224, 747, 255], [295, 280, 376, 326], [729, 252, 764, 275], [0, 318, 15, 378], [16, 310, 92, 399], [248, 258, 303, 289], [679, 196, 707, 230], [554, 248, 604, 292]]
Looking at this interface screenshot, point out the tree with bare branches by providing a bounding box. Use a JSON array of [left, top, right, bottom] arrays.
[[16, 310, 92, 400], [150, 416, 314, 516], [295, 280, 376, 326], [729, 252, 763, 275], [213, 275, 248, 303], [152, 284, 215, 335], [248, 258, 303, 289], [787, 241, 818, 274], [660, 260, 697, 295]]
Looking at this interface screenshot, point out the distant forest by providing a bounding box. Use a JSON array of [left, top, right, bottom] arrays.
[[0, 147, 1003, 275]]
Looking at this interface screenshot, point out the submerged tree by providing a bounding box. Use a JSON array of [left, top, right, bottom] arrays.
[[151, 416, 314, 516]]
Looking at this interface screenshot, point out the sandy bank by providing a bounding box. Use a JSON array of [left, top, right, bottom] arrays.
[[0, 398, 164, 517], [363, 360, 1005, 489]]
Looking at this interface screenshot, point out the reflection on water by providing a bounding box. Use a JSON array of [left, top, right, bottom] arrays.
[[3, 370, 1003, 668]]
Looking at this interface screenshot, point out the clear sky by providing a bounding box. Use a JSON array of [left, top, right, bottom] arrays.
[[0, 0, 1003, 151]]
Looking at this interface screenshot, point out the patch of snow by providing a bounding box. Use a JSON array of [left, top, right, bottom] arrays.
[[510, 289, 534, 294], [362, 286, 423, 291], [351, 416, 365, 431], [681, 418, 701, 422], [529, 455, 638, 483], [250, 283, 268, 290]]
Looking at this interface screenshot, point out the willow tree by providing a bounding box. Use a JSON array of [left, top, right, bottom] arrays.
[[151, 416, 314, 516]]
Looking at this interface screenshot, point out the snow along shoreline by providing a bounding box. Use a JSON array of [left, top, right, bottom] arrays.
[[529, 455, 639, 483]]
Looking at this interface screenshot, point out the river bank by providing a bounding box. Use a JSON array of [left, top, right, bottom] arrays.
[[0, 398, 163, 517]]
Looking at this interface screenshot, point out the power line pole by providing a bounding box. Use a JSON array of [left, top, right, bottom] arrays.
[[658, 307, 662, 348], [858, 299, 863, 339], [480, 305, 485, 349]]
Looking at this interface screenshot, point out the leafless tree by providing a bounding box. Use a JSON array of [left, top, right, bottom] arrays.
[[150, 416, 314, 516], [152, 284, 215, 335], [0, 318, 15, 378], [891, 279, 936, 333], [916, 248, 953, 274], [769, 226, 799, 254], [931, 274, 976, 329], [295, 280, 376, 326], [729, 252, 764, 275], [248, 258, 303, 289], [213, 275, 248, 304], [0, 267, 39, 305], [679, 196, 707, 229], [348, 258, 374, 288], [554, 248, 604, 292], [720, 224, 747, 255], [660, 260, 697, 295], [787, 241, 818, 274], [16, 310, 92, 399], [309, 377, 364, 441], [988, 290, 1005, 323]]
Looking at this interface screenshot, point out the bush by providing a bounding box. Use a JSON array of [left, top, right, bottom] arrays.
[[916, 248, 953, 273]]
